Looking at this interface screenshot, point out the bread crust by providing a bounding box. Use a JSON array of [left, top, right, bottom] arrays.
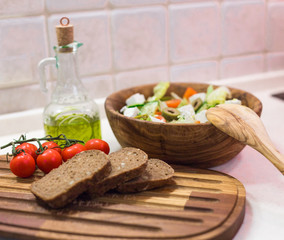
[[116, 158, 174, 193], [88, 147, 148, 195], [31, 150, 111, 208]]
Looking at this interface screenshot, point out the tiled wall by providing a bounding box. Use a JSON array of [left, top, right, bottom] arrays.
[[0, 0, 284, 114]]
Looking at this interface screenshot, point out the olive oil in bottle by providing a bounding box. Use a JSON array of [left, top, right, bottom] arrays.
[[44, 114, 101, 144]]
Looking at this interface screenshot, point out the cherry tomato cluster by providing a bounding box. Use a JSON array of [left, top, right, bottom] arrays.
[[4, 136, 110, 178]]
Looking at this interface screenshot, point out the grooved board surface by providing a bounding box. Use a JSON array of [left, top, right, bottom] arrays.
[[0, 156, 245, 240]]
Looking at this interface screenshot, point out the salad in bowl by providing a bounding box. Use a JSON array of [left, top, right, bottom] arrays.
[[120, 82, 241, 124]]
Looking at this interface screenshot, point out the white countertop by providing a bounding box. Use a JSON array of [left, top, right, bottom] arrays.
[[0, 71, 284, 240], [211, 85, 284, 239]]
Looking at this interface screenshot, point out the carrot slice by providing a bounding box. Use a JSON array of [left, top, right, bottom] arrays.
[[165, 99, 182, 108], [183, 87, 197, 99]]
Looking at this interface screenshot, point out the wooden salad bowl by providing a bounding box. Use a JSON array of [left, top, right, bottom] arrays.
[[105, 82, 262, 168]]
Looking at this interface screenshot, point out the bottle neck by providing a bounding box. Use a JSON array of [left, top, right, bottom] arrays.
[[57, 50, 80, 85], [52, 47, 88, 104]]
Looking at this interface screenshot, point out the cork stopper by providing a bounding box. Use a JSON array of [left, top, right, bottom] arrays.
[[56, 17, 74, 52]]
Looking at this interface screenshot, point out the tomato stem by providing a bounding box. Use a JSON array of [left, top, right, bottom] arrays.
[[5, 152, 10, 162], [11, 142, 16, 156], [35, 139, 45, 155], [18, 134, 27, 141], [0, 134, 84, 152], [11, 142, 27, 156]]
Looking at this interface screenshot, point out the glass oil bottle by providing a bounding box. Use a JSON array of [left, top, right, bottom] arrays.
[[38, 17, 101, 144]]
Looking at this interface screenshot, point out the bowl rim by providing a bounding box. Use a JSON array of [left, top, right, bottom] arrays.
[[104, 82, 263, 127]]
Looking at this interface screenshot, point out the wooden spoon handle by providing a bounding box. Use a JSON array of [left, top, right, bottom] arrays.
[[254, 142, 284, 175], [206, 105, 284, 175]]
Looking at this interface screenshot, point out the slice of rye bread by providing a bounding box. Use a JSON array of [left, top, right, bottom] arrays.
[[88, 147, 148, 195], [116, 158, 174, 193], [30, 150, 111, 208]]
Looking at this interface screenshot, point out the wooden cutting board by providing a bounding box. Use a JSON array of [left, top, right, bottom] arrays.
[[0, 155, 245, 240]]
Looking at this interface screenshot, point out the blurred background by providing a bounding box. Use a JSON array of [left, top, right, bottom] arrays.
[[0, 0, 283, 114]]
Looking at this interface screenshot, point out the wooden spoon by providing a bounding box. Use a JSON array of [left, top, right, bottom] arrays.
[[206, 104, 284, 175]]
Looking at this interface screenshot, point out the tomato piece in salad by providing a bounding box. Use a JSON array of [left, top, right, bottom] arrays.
[[183, 87, 197, 99], [165, 99, 181, 108]]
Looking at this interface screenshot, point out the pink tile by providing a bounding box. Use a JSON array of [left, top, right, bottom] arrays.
[[266, 52, 284, 71], [170, 0, 220, 2], [170, 61, 218, 83], [46, 0, 106, 13], [169, 3, 221, 63], [0, 56, 33, 86], [48, 12, 112, 76], [82, 75, 115, 99], [0, 74, 113, 114], [222, 1, 266, 56], [0, 83, 48, 114], [111, 7, 167, 71], [0, 16, 47, 86], [268, 3, 284, 52], [0, 0, 44, 16], [220, 55, 264, 79], [110, 0, 166, 7], [223, 0, 263, 1], [115, 67, 168, 90]]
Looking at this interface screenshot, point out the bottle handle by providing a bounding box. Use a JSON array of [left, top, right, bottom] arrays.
[[38, 57, 56, 93]]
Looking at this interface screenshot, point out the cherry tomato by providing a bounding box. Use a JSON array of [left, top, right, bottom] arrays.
[[16, 143, 38, 160], [154, 115, 166, 123], [37, 149, 62, 174], [42, 141, 61, 155], [61, 143, 87, 162], [85, 139, 110, 154], [10, 152, 36, 178]]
